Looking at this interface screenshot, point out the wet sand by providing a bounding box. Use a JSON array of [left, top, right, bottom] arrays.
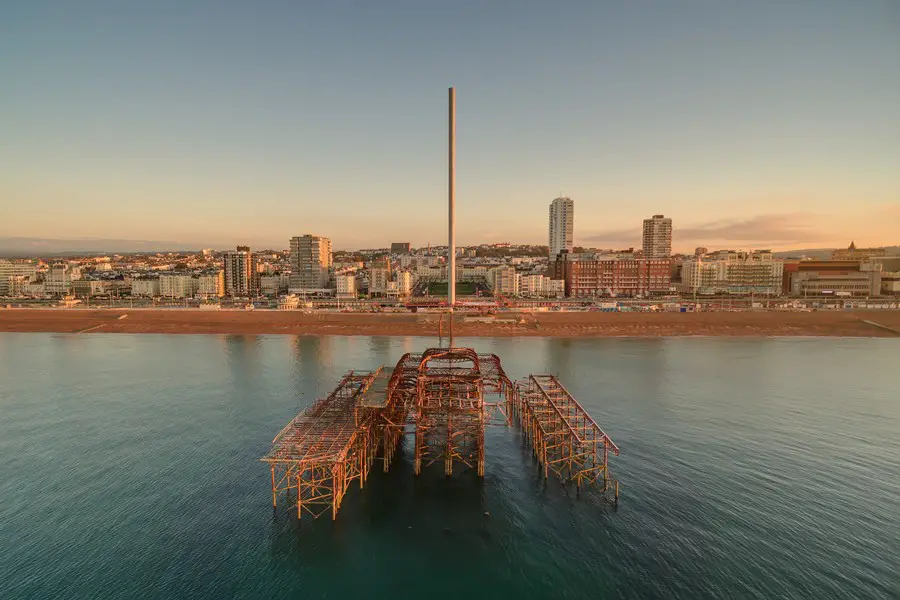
[[1, 308, 899, 337]]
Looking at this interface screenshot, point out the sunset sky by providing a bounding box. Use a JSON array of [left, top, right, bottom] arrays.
[[2, 1, 898, 251]]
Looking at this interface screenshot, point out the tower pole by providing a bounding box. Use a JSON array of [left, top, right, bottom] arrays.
[[448, 86, 456, 309]]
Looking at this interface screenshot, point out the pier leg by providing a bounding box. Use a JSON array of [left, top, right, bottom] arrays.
[[296, 475, 302, 520], [271, 466, 277, 509]]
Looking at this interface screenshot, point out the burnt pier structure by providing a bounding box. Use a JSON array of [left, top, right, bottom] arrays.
[[262, 347, 619, 521]]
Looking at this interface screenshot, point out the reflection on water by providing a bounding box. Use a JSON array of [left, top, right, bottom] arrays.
[[0, 334, 898, 600]]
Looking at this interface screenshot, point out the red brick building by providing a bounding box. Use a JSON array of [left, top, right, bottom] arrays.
[[551, 256, 672, 297]]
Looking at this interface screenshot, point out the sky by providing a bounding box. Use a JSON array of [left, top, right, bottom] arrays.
[[2, 0, 899, 251]]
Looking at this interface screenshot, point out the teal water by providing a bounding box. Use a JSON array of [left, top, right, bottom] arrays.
[[1, 334, 898, 599]]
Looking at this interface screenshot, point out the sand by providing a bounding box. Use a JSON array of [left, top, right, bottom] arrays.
[[1, 308, 899, 337]]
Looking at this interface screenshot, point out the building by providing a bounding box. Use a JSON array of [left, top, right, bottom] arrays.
[[369, 267, 390, 296], [391, 242, 411, 254], [679, 251, 783, 295], [397, 271, 413, 296], [260, 273, 289, 296], [554, 256, 672, 297], [159, 273, 198, 299], [519, 274, 565, 298], [223, 246, 258, 297], [868, 257, 900, 296], [831, 241, 886, 261], [642, 215, 673, 258], [0, 260, 36, 296], [548, 197, 574, 258], [335, 274, 357, 298], [490, 266, 520, 296], [783, 259, 882, 297], [197, 271, 224, 298], [290, 235, 332, 290], [132, 277, 161, 297], [45, 264, 80, 296]]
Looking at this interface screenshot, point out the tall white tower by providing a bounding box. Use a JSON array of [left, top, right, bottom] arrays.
[[548, 197, 574, 257]]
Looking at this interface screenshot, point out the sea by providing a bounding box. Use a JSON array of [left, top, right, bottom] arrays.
[[1, 333, 898, 599]]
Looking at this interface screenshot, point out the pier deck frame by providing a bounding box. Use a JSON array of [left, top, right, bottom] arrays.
[[515, 375, 619, 499]]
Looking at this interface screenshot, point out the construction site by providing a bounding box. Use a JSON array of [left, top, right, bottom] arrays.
[[261, 345, 620, 521]]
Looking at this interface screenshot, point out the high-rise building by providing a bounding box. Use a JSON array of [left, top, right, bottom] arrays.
[[390, 242, 411, 254], [223, 246, 258, 297], [642, 215, 673, 258], [548, 197, 574, 258], [290, 235, 332, 290]]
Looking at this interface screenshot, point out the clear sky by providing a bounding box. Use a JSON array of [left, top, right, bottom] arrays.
[[2, 1, 898, 251]]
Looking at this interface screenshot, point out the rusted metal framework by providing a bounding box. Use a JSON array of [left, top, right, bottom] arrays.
[[515, 375, 620, 501], [262, 349, 617, 522], [262, 369, 385, 520]]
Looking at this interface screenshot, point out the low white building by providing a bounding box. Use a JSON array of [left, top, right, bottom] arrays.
[[397, 271, 413, 296], [260, 273, 289, 296], [159, 273, 198, 299], [132, 278, 161, 297], [679, 251, 784, 295], [490, 266, 520, 296], [336, 274, 357, 298], [197, 271, 223, 298]]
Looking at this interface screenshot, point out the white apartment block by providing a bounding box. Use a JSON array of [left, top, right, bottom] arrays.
[[369, 267, 390, 295], [0, 260, 36, 296], [290, 235, 332, 289], [490, 266, 520, 296], [260, 273, 289, 296], [397, 271, 413, 296], [197, 271, 223, 298], [679, 251, 783, 295], [642, 215, 673, 258], [159, 273, 198, 299], [336, 274, 357, 298], [132, 278, 161, 297], [45, 264, 80, 296], [549, 197, 574, 258]]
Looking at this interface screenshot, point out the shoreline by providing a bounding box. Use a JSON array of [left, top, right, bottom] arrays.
[[2, 308, 900, 338]]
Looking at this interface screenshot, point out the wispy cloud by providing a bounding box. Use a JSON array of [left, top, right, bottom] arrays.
[[583, 213, 833, 248], [677, 213, 831, 244]]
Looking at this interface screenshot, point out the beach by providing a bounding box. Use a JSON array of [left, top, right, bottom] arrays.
[[1, 307, 899, 337]]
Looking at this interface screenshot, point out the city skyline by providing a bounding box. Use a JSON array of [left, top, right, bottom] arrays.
[[2, 2, 898, 250]]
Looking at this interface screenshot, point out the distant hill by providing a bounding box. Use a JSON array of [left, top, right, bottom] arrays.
[[0, 237, 204, 257], [773, 246, 900, 260]]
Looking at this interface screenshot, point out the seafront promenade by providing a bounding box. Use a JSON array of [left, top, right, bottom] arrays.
[[2, 307, 899, 337]]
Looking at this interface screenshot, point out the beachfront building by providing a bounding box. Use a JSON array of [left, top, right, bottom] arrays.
[[397, 271, 413, 296], [290, 235, 332, 290], [678, 251, 783, 296], [548, 197, 574, 258], [490, 266, 520, 296], [44, 264, 81, 296], [260, 273, 290, 296], [369, 267, 390, 296], [520, 274, 565, 298], [159, 273, 198, 299], [223, 246, 258, 297], [551, 254, 672, 297], [132, 277, 161, 297], [336, 274, 357, 298], [197, 271, 224, 299], [0, 260, 37, 296], [642, 215, 673, 258]]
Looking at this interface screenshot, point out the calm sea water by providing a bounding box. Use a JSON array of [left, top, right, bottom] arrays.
[[1, 333, 898, 599]]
